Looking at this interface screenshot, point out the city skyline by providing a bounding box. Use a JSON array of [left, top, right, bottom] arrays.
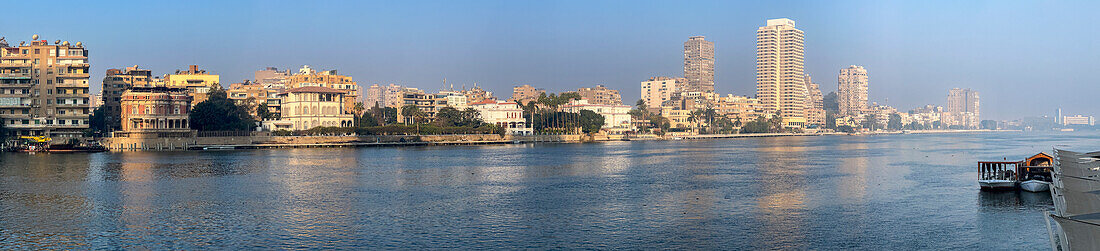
[[2, 0, 1097, 120]]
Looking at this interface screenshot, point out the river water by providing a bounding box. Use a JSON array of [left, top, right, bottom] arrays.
[[0, 131, 1093, 249]]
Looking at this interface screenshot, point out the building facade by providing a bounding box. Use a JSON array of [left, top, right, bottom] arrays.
[[469, 99, 530, 135], [563, 99, 633, 134], [1062, 115, 1095, 126], [165, 65, 220, 107], [254, 67, 290, 89], [756, 18, 807, 128], [102, 65, 152, 133], [118, 87, 192, 137], [365, 83, 418, 108], [803, 75, 825, 127], [510, 84, 544, 104], [640, 76, 685, 110], [263, 86, 353, 131], [286, 65, 359, 114], [0, 36, 91, 138], [716, 95, 761, 124], [683, 36, 715, 93], [838, 65, 869, 117], [576, 84, 622, 105], [945, 88, 979, 128]]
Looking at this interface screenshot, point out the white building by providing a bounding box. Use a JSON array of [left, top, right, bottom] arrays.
[[435, 91, 469, 110], [470, 99, 531, 135], [1063, 115, 1095, 126], [563, 99, 633, 134], [640, 76, 685, 109], [263, 86, 354, 131]]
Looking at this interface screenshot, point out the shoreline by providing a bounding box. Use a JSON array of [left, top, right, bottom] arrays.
[[77, 129, 1020, 152]]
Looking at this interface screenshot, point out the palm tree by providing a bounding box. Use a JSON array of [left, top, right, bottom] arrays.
[[351, 102, 365, 127]]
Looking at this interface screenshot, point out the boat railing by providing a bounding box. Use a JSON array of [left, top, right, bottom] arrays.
[[978, 161, 1020, 181]]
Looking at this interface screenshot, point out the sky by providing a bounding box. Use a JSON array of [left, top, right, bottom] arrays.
[[1, 0, 1097, 120]]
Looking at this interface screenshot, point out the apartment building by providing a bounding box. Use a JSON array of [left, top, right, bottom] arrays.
[[0, 35, 90, 138]]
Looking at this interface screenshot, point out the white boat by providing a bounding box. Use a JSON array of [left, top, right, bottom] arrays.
[[1019, 180, 1049, 192], [978, 179, 1016, 190]]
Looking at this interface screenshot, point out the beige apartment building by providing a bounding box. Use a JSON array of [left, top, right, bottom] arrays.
[[945, 88, 979, 128], [576, 84, 622, 105], [0, 36, 91, 138], [460, 85, 494, 103], [365, 83, 420, 108], [102, 66, 152, 133], [254, 67, 290, 89], [715, 95, 761, 124], [756, 18, 807, 128], [838, 65, 868, 117], [640, 76, 685, 110], [510, 84, 544, 104], [263, 86, 353, 131], [683, 36, 715, 93], [804, 74, 825, 127], [164, 65, 220, 107], [286, 65, 359, 114]]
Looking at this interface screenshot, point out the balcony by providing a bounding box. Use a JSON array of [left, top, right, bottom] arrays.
[[56, 72, 90, 78], [0, 62, 31, 68], [0, 73, 31, 80]]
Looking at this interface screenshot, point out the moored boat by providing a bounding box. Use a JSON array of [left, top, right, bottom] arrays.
[[978, 161, 1019, 191], [1019, 180, 1049, 192]]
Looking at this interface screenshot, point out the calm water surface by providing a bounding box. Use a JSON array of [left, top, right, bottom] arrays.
[[1, 131, 1094, 249]]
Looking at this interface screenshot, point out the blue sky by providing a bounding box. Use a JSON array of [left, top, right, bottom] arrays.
[[2, 0, 1096, 120]]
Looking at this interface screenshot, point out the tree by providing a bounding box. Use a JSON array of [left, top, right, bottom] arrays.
[[434, 107, 483, 127], [741, 115, 772, 133], [358, 111, 379, 127], [400, 104, 425, 124], [649, 116, 671, 136], [767, 111, 783, 133], [578, 110, 605, 134], [0, 118, 7, 141], [861, 114, 878, 131], [351, 102, 365, 127], [825, 111, 837, 130], [190, 86, 256, 131], [628, 99, 650, 133], [257, 101, 275, 120], [980, 120, 998, 130], [888, 113, 903, 130]]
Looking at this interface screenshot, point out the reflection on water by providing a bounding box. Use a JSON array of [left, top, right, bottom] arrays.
[[0, 131, 1094, 249]]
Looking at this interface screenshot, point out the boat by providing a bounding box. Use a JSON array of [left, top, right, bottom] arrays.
[[978, 161, 1019, 191], [979, 179, 1017, 190], [1019, 180, 1049, 192]]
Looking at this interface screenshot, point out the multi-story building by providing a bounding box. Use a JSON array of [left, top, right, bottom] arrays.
[[435, 91, 469, 110], [254, 67, 290, 89], [803, 74, 825, 127], [0, 36, 91, 138], [716, 95, 761, 123], [683, 36, 715, 93], [460, 85, 494, 104], [469, 99, 530, 135], [945, 88, 979, 128], [165, 65, 220, 107], [1062, 115, 1095, 126], [510, 84, 544, 104], [756, 18, 807, 128], [102, 65, 152, 133], [838, 65, 869, 117], [227, 80, 279, 119], [118, 87, 192, 137], [563, 99, 633, 134], [262, 86, 353, 131], [286, 65, 358, 114], [576, 84, 622, 105], [365, 83, 418, 108], [640, 76, 685, 111]]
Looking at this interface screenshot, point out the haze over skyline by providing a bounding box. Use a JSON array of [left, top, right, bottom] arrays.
[[2, 0, 1096, 120]]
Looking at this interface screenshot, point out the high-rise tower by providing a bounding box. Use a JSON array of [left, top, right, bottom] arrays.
[[838, 65, 869, 117], [756, 18, 807, 128], [683, 36, 715, 93]]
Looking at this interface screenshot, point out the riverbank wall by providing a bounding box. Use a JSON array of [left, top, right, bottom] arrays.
[[98, 129, 1010, 151]]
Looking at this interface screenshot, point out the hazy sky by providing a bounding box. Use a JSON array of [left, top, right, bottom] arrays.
[[2, 0, 1096, 120]]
